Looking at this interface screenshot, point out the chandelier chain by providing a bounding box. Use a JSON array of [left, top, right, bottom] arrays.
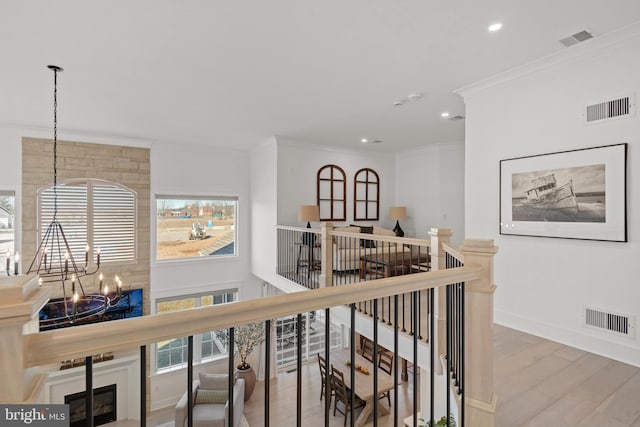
[[53, 68, 58, 220]]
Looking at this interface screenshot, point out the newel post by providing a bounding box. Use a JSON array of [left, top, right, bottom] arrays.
[[319, 222, 333, 288], [460, 239, 498, 427], [0, 274, 51, 403], [428, 227, 452, 374]]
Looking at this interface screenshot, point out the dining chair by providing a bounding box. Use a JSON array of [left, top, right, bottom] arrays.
[[331, 365, 365, 426], [361, 337, 375, 363], [378, 349, 393, 405], [378, 349, 393, 374], [317, 353, 332, 402]]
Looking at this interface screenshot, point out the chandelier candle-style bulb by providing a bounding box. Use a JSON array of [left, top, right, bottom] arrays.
[[64, 251, 69, 273], [96, 247, 101, 266], [103, 285, 109, 309], [85, 244, 89, 268], [14, 251, 19, 276], [71, 274, 76, 294], [99, 272, 104, 293], [72, 292, 79, 318]]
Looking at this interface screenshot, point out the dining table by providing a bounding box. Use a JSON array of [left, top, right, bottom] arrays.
[[328, 348, 396, 427]]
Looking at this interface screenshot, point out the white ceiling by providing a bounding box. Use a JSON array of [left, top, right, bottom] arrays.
[[2, 1, 640, 152]]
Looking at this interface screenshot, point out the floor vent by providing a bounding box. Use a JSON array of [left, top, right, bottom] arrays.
[[585, 94, 634, 124], [584, 306, 635, 338], [559, 29, 595, 47]]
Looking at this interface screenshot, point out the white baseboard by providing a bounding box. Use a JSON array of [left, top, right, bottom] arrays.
[[495, 308, 640, 368], [151, 396, 181, 412]]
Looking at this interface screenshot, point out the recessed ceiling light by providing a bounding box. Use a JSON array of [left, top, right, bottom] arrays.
[[361, 138, 368, 143], [441, 112, 450, 118], [488, 22, 502, 32]]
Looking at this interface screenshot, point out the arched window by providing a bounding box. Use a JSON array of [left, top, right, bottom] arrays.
[[317, 164, 346, 221], [353, 168, 379, 221], [38, 179, 136, 264]]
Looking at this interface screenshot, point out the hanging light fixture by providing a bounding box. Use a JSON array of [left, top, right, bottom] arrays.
[[26, 65, 119, 328]]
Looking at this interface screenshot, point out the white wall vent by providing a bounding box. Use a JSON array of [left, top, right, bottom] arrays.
[[584, 94, 635, 124], [559, 30, 595, 47], [584, 306, 635, 339]]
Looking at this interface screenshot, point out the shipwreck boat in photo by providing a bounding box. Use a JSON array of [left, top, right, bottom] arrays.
[[524, 173, 578, 213]]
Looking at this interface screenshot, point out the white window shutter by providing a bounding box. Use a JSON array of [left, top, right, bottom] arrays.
[[93, 184, 136, 262]]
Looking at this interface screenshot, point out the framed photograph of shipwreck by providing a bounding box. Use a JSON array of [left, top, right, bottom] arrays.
[[500, 143, 627, 241]]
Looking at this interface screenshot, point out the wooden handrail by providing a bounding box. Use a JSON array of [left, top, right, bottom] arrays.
[[442, 242, 464, 263], [276, 225, 321, 233], [275, 225, 430, 247], [330, 230, 430, 247], [25, 266, 480, 367]]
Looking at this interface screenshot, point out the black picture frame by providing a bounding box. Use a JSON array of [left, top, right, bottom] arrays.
[[499, 143, 627, 242]]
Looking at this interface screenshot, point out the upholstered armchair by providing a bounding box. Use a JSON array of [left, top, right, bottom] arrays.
[[175, 373, 245, 427]]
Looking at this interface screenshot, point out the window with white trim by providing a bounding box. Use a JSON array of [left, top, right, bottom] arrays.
[[155, 290, 238, 371], [38, 180, 136, 265], [0, 190, 16, 272], [276, 309, 342, 370], [155, 196, 238, 260]]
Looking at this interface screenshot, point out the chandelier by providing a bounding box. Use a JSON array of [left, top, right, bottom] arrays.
[[26, 65, 123, 328]]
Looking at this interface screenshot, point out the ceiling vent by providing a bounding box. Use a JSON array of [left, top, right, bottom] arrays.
[[559, 29, 595, 47], [448, 115, 465, 121], [584, 306, 635, 339], [585, 94, 635, 124]]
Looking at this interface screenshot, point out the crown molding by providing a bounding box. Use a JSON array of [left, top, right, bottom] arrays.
[[0, 121, 153, 148], [455, 21, 640, 99]]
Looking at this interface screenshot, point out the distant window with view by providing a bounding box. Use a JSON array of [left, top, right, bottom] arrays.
[[0, 191, 15, 274], [155, 290, 237, 371], [156, 196, 238, 260]]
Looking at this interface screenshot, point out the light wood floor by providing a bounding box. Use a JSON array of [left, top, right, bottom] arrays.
[[140, 324, 640, 426], [243, 361, 419, 427], [494, 324, 640, 427]]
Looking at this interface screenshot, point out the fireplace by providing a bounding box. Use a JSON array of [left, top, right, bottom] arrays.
[[65, 384, 117, 427]]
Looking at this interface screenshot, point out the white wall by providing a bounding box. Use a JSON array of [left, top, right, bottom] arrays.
[[150, 142, 255, 301], [276, 138, 396, 229], [0, 126, 24, 260], [150, 142, 263, 406], [249, 138, 279, 282], [395, 143, 465, 243], [462, 30, 640, 366]]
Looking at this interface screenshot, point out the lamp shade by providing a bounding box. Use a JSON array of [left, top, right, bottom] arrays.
[[298, 205, 320, 222], [389, 207, 407, 221]]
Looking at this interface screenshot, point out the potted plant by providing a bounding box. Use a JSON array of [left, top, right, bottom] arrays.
[[221, 322, 265, 401], [418, 415, 457, 427]]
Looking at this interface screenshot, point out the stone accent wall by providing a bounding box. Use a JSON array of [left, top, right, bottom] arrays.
[[21, 137, 150, 315]]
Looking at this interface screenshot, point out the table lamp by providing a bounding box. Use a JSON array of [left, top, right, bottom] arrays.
[[389, 207, 407, 237], [299, 205, 320, 245], [298, 205, 320, 228]]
